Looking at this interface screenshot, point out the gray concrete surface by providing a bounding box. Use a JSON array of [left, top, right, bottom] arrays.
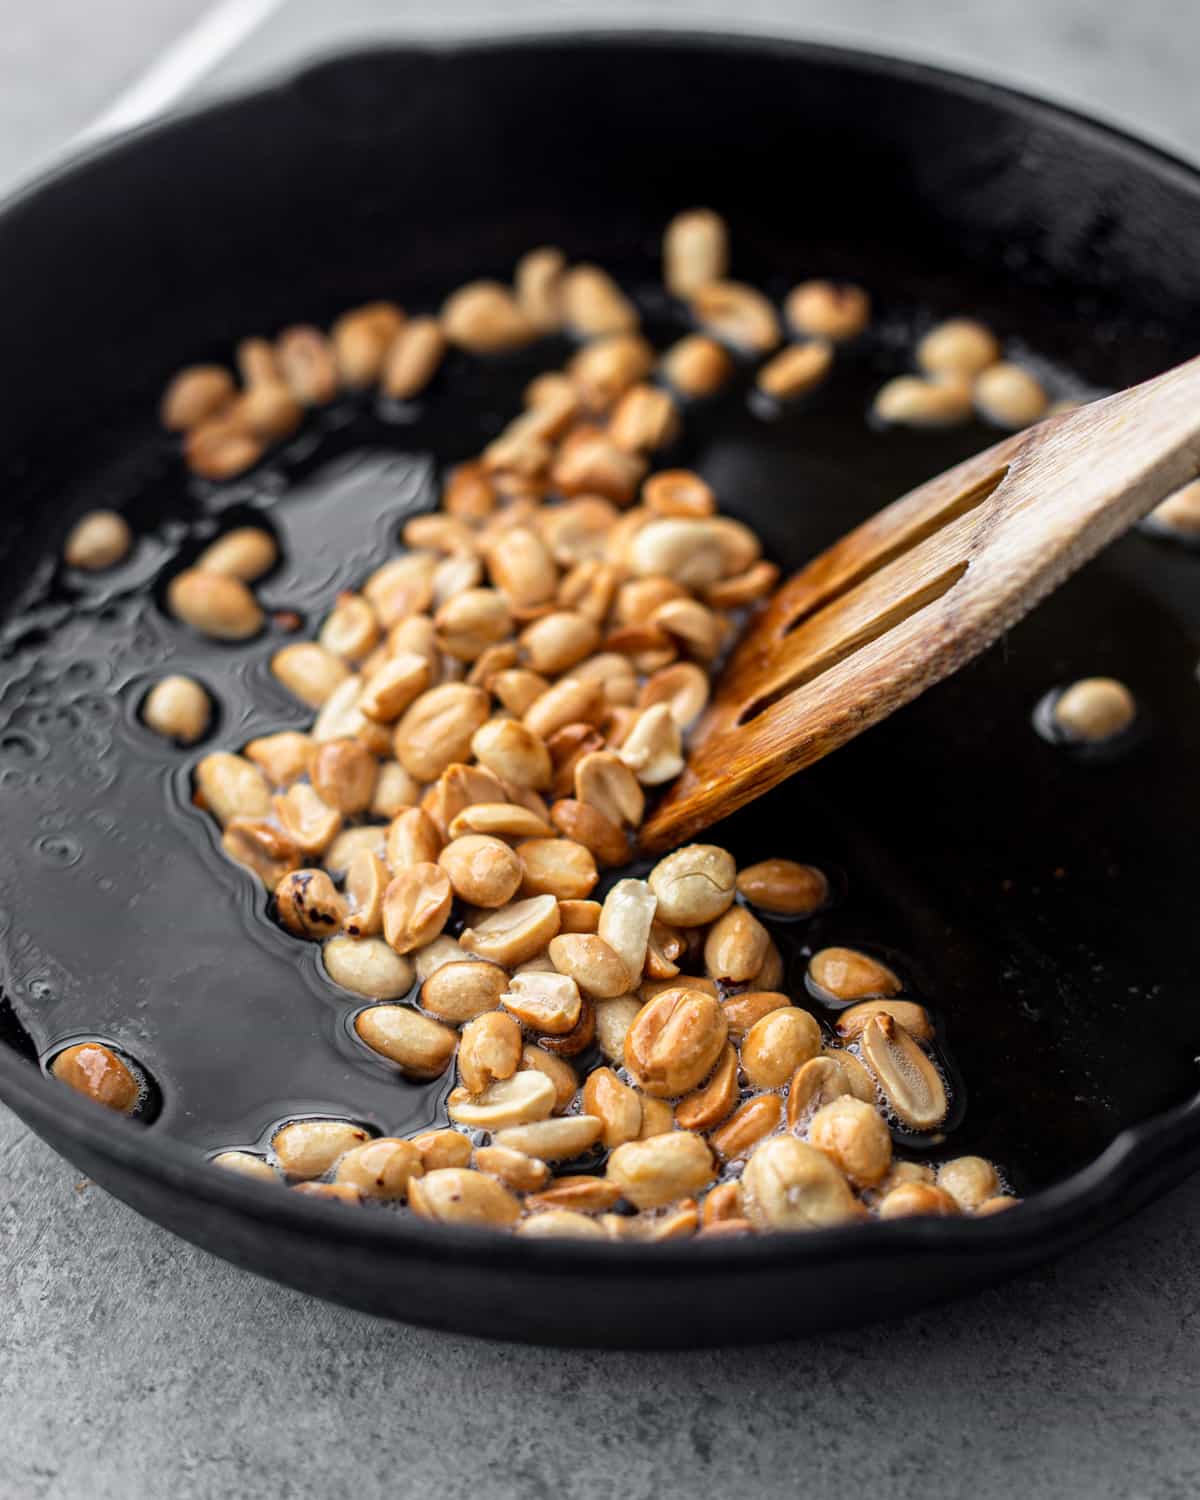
[[2, 3, 1199, 1497]]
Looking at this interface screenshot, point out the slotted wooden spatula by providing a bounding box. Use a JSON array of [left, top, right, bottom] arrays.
[[640, 355, 1200, 853]]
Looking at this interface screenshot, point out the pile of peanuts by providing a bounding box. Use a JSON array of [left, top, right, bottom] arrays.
[[49, 209, 1025, 1238]]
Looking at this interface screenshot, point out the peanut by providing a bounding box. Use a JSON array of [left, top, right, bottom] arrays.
[[741, 1136, 864, 1230], [648, 844, 736, 926], [168, 569, 263, 640], [408, 1168, 521, 1227], [606, 1131, 714, 1210], [142, 675, 211, 744], [736, 859, 827, 916], [382, 863, 453, 954], [50, 1041, 139, 1113], [624, 986, 728, 1097], [323, 935, 414, 999]]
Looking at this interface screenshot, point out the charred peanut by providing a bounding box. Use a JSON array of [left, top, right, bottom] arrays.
[[583, 1067, 644, 1148], [548, 933, 632, 999], [709, 1095, 782, 1162], [335, 1138, 424, 1200], [692, 280, 781, 353], [704, 905, 770, 983], [648, 844, 736, 926], [439, 834, 523, 907], [808, 946, 901, 1002], [658, 333, 734, 397], [606, 1131, 715, 1210], [860, 1014, 948, 1131], [475, 1144, 551, 1193], [195, 752, 272, 825], [663, 208, 729, 297], [492, 1115, 603, 1161], [624, 986, 729, 1097], [741, 1136, 865, 1230], [937, 1156, 1000, 1210], [168, 568, 263, 640], [974, 362, 1049, 428], [756, 340, 834, 399], [323, 935, 414, 999], [458, 1011, 523, 1095], [161, 365, 235, 430], [408, 1168, 521, 1228], [442, 281, 535, 353], [271, 643, 350, 707], [195, 526, 277, 582], [275, 869, 347, 940], [355, 1002, 457, 1078], [562, 264, 639, 337], [674, 1044, 739, 1131], [50, 1041, 140, 1113], [809, 1097, 893, 1188], [916, 318, 1000, 378], [835, 999, 934, 1045], [382, 317, 446, 400], [501, 970, 582, 1035], [873, 375, 972, 428], [1052, 677, 1136, 742], [460, 893, 561, 967], [740, 1007, 822, 1089], [447, 1069, 557, 1129], [382, 863, 453, 953], [877, 1182, 961, 1219], [64, 509, 134, 571], [212, 1150, 278, 1184], [142, 674, 211, 744], [272, 1119, 370, 1179], [784, 280, 870, 341], [736, 859, 827, 916]]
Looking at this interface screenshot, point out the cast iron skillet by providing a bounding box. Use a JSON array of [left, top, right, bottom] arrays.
[[0, 34, 1198, 1348]]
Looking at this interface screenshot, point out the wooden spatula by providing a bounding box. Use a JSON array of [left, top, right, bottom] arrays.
[[639, 355, 1200, 853]]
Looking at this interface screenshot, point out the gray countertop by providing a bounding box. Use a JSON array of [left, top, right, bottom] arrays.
[[2, 4, 1199, 1496]]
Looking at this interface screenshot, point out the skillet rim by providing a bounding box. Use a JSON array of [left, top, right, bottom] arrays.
[[1, 26, 1198, 1276]]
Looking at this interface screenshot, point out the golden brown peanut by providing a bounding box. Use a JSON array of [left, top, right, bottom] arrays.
[[937, 1156, 1001, 1211], [524, 682, 606, 745], [212, 1150, 278, 1184], [709, 1095, 782, 1162], [617, 704, 684, 786], [310, 738, 377, 815], [385, 806, 441, 870], [975, 1195, 1021, 1216], [607, 1131, 714, 1210], [836, 999, 934, 1045], [701, 1181, 743, 1226], [860, 1014, 948, 1131], [355, 1001, 457, 1078], [624, 986, 728, 1098], [757, 340, 833, 400], [551, 430, 646, 506], [658, 333, 733, 397], [548, 933, 631, 999], [652, 597, 725, 662], [549, 798, 628, 868], [458, 1010, 523, 1095], [736, 859, 827, 916], [534, 991, 596, 1058], [435, 588, 512, 662], [335, 1138, 423, 1200], [634, 1199, 700, 1242], [331, 301, 404, 386], [142, 674, 211, 744], [161, 364, 235, 431], [638, 661, 709, 731], [342, 849, 388, 937], [546, 723, 606, 798], [635, 1096, 674, 1139], [487, 526, 558, 610], [629, 517, 725, 588], [274, 868, 346, 940], [441, 280, 534, 353], [184, 417, 264, 479], [513, 245, 566, 331], [527, 1176, 623, 1214], [441, 461, 497, 522], [519, 1210, 606, 1239], [196, 752, 272, 825], [562, 264, 638, 336], [1149, 479, 1200, 537], [974, 361, 1048, 428], [574, 752, 644, 831], [291, 1181, 362, 1205], [323, 935, 414, 999], [809, 1096, 892, 1188], [703, 560, 780, 610], [222, 818, 300, 887], [567, 652, 637, 709], [276, 325, 337, 404], [641, 973, 720, 1003], [475, 1144, 551, 1193], [741, 1007, 822, 1089], [741, 1135, 865, 1230], [493, 1115, 603, 1161], [195, 526, 277, 583], [319, 592, 380, 662], [916, 317, 1000, 378], [569, 333, 655, 411], [419, 959, 507, 1022], [582, 1067, 643, 1149], [873, 375, 971, 428], [364, 554, 438, 627], [663, 207, 729, 297], [412, 936, 471, 982], [359, 654, 430, 724], [168, 568, 263, 640], [470, 719, 551, 791], [393, 682, 490, 781], [557, 899, 601, 934], [310, 675, 367, 743], [501, 970, 582, 1035], [382, 316, 446, 399], [437, 835, 521, 908], [1052, 677, 1136, 742], [323, 825, 387, 879], [381, 863, 452, 954], [244, 731, 314, 787], [786, 1056, 856, 1125], [408, 1167, 521, 1227], [878, 1182, 960, 1219], [424, 762, 508, 840], [517, 838, 598, 901], [446, 803, 550, 842], [608, 384, 680, 454], [784, 280, 870, 340], [517, 1046, 577, 1115], [674, 1044, 739, 1131], [518, 611, 599, 676], [879, 1161, 937, 1194], [460, 893, 561, 967], [692, 280, 780, 352], [596, 878, 656, 981], [228, 380, 303, 441], [271, 642, 350, 708], [822, 1047, 877, 1104], [487, 670, 548, 720], [808, 946, 901, 1002], [648, 844, 736, 925], [593, 996, 641, 1064], [411, 1129, 473, 1171], [50, 1041, 139, 1113], [704, 906, 770, 983], [642, 470, 716, 521], [272, 1119, 369, 1179], [447, 1069, 557, 1129]]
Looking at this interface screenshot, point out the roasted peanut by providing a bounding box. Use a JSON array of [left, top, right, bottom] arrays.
[[460, 893, 561, 967], [519, 1210, 606, 1239], [736, 858, 827, 916], [786, 1056, 855, 1125], [274, 869, 346, 939], [64, 509, 133, 571], [222, 818, 300, 886], [493, 1115, 603, 1162], [244, 731, 314, 787], [594, 996, 642, 1064], [674, 1044, 739, 1131], [1052, 677, 1136, 742], [161, 365, 235, 431], [836, 999, 934, 1045], [142, 674, 211, 744], [277, 325, 337, 405], [741, 1007, 822, 1088], [447, 1069, 557, 1130], [168, 568, 263, 640], [974, 361, 1048, 428], [659, 333, 733, 397], [617, 703, 683, 785], [741, 1136, 864, 1230], [50, 1041, 139, 1113], [442, 281, 534, 353], [458, 1010, 523, 1095], [606, 1130, 714, 1210], [411, 1129, 473, 1171], [548, 933, 631, 999], [513, 838, 595, 902], [757, 340, 833, 400], [382, 317, 446, 399], [342, 849, 388, 937], [648, 844, 736, 926], [808, 947, 901, 1002], [709, 1095, 782, 1162], [355, 1001, 457, 1078], [501, 970, 582, 1034], [1149, 479, 1200, 538], [435, 588, 512, 662], [629, 517, 725, 588], [638, 661, 709, 731], [331, 301, 403, 386], [323, 935, 414, 999], [196, 526, 277, 583], [335, 1138, 423, 1199], [624, 986, 728, 1098], [937, 1155, 1000, 1210], [417, 958, 504, 1022], [196, 753, 272, 825], [549, 798, 628, 867], [475, 1144, 551, 1193], [877, 1181, 960, 1219], [311, 738, 377, 814], [436, 834, 521, 908], [663, 208, 728, 297], [394, 683, 490, 781], [581, 1066, 643, 1149], [212, 1150, 278, 1184], [975, 1195, 1021, 1216], [272, 1118, 370, 1179], [809, 1096, 892, 1188], [319, 593, 380, 662], [873, 375, 971, 428], [608, 384, 680, 454], [184, 418, 264, 479], [704, 905, 770, 983], [527, 1176, 623, 1214], [693, 280, 780, 353], [562, 264, 638, 337], [272, 643, 350, 708], [784, 280, 870, 341], [916, 318, 1000, 378], [381, 863, 452, 953], [409, 1167, 521, 1227], [551, 429, 646, 506], [860, 1014, 948, 1131]]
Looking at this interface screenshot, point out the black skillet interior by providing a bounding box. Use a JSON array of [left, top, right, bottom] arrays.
[[0, 34, 1198, 1346]]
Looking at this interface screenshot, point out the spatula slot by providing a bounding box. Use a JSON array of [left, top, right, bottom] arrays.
[[737, 560, 970, 726], [782, 466, 1007, 637]]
